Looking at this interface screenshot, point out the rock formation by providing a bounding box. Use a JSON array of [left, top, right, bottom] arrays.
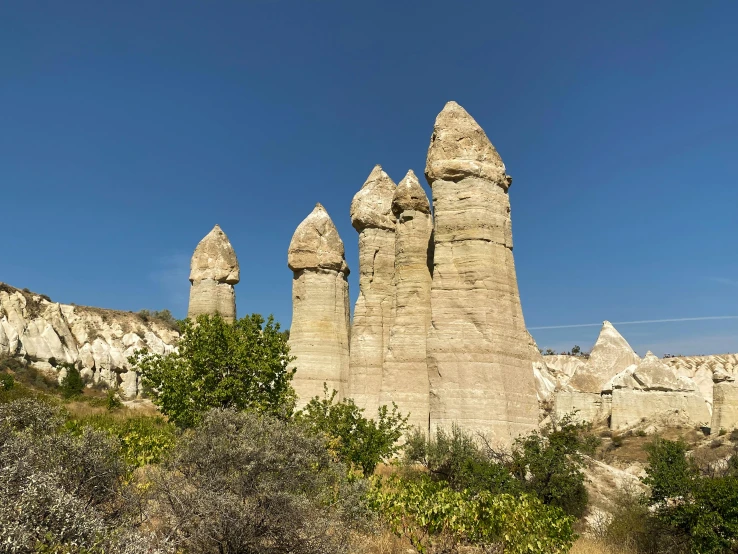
[[568, 321, 640, 393], [711, 367, 738, 435], [348, 166, 397, 414], [379, 170, 433, 432], [187, 225, 240, 323], [0, 283, 178, 399], [288, 204, 351, 409], [424, 101, 538, 444]]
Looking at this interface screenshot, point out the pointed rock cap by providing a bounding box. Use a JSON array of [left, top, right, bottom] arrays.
[[288, 203, 350, 275], [425, 101, 510, 188], [392, 169, 430, 216], [189, 224, 240, 284], [350, 165, 397, 232]]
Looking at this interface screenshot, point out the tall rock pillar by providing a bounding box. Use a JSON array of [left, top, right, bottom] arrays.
[[348, 166, 396, 413], [425, 101, 538, 444], [380, 170, 433, 433], [187, 224, 240, 323], [288, 203, 351, 409]]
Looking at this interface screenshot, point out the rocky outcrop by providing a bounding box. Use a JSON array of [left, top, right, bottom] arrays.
[[379, 170, 433, 432], [0, 283, 178, 399], [187, 225, 240, 323], [425, 101, 538, 444], [288, 204, 351, 409], [711, 368, 738, 435], [348, 166, 396, 414], [568, 321, 640, 393], [609, 352, 709, 431], [664, 354, 738, 409]]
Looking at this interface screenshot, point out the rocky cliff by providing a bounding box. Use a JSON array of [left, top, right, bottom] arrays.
[[0, 282, 178, 399]]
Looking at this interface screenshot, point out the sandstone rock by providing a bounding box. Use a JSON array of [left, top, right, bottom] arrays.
[[0, 283, 178, 397], [632, 352, 697, 392], [711, 380, 738, 435], [554, 391, 610, 425], [568, 321, 640, 393], [288, 204, 351, 409], [425, 101, 538, 445], [348, 166, 396, 413], [611, 389, 710, 431], [187, 225, 240, 323], [380, 170, 433, 432], [664, 354, 738, 409]]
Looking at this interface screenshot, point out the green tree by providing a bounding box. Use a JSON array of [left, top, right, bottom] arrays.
[[59, 362, 84, 398], [130, 313, 295, 428], [296, 385, 408, 476], [642, 437, 697, 504], [571, 345, 581, 356]]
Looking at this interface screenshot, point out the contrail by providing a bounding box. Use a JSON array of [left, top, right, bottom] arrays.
[[528, 315, 738, 330]]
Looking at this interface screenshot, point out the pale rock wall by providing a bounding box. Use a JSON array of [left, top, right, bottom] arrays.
[[348, 166, 396, 414], [611, 389, 710, 431], [187, 224, 240, 323], [380, 170, 433, 432], [0, 283, 178, 399], [711, 380, 738, 435], [664, 354, 738, 409], [425, 101, 538, 445], [288, 204, 351, 409], [554, 391, 610, 425]]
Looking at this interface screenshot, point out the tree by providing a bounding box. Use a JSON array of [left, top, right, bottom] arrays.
[[130, 313, 296, 428], [571, 345, 581, 356], [296, 385, 408, 476], [642, 437, 697, 505], [59, 362, 84, 398]]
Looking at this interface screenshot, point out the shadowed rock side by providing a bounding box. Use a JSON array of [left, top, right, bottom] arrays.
[[380, 170, 433, 433], [288, 204, 351, 409], [424, 101, 538, 444], [187, 224, 240, 323], [348, 166, 397, 414]]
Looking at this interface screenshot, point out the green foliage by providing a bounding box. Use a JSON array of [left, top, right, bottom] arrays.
[[0, 372, 14, 391], [66, 414, 177, 468], [105, 389, 123, 411], [131, 313, 296, 427], [369, 474, 575, 554], [571, 345, 581, 355], [296, 385, 408, 475], [137, 308, 181, 332], [642, 437, 697, 504], [59, 363, 84, 399]]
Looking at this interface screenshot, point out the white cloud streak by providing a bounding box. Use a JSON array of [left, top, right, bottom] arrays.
[[529, 315, 738, 330]]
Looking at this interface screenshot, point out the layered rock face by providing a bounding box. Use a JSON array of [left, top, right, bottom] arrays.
[[380, 170, 433, 432], [187, 225, 240, 323], [348, 166, 397, 414], [288, 204, 351, 409], [0, 283, 178, 399], [424, 101, 538, 443], [711, 362, 738, 434]]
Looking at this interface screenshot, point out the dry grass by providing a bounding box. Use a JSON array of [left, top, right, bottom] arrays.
[[353, 529, 412, 554], [570, 536, 637, 554]]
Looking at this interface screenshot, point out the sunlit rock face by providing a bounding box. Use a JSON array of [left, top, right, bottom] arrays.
[[347, 166, 396, 415], [380, 170, 433, 433], [0, 283, 178, 399], [187, 224, 240, 323], [288, 204, 351, 409], [424, 101, 538, 445]]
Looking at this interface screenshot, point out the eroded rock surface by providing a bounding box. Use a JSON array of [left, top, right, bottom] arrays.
[[348, 166, 396, 414], [425, 101, 538, 444], [288, 204, 351, 409], [380, 170, 433, 432], [0, 283, 178, 399], [187, 225, 240, 323]]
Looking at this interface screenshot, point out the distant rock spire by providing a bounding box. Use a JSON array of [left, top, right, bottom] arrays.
[[347, 166, 397, 414], [392, 169, 430, 216], [187, 224, 240, 323], [288, 203, 351, 409]]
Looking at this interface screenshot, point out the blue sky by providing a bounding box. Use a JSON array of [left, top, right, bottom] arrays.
[[2, 1, 737, 356]]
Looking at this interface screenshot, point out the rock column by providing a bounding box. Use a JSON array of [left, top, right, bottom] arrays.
[[187, 225, 240, 323], [288, 204, 351, 409], [425, 101, 538, 444], [380, 170, 433, 433], [348, 166, 396, 414]]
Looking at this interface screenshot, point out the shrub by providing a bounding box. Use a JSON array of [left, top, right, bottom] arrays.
[[59, 362, 84, 399], [296, 385, 408, 475], [131, 313, 296, 427], [369, 474, 575, 554], [148, 408, 372, 554], [0, 372, 14, 391], [642, 437, 697, 504], [106, 389, 123, 411]]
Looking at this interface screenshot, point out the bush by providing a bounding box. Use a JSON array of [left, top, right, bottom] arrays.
[[137, 309, 181, 332], [296, 385, 408, 475], [59, 362, 84, 399], [106, 389, 123, 410], [148, 408, 372, 554], [131, 313, 296, 427], [0, 372, 14, 391], [369, 474, 575, 554]]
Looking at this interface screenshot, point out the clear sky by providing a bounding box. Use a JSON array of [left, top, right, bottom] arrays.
[[2, 1, 737, 357]]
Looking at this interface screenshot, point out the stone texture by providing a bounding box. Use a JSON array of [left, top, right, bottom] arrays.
[[187, 225, 240, 323], [288, 204, 351, 409], [664, 354, 738, 410], [425, 101, 538, 445], [568, 321, 640, 393], [348, 166, 397, 413], [554, 391, 610, 425], [711, 368, 738, 434], [0, 283, 178, 399], [380, 170, 433, 432]]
